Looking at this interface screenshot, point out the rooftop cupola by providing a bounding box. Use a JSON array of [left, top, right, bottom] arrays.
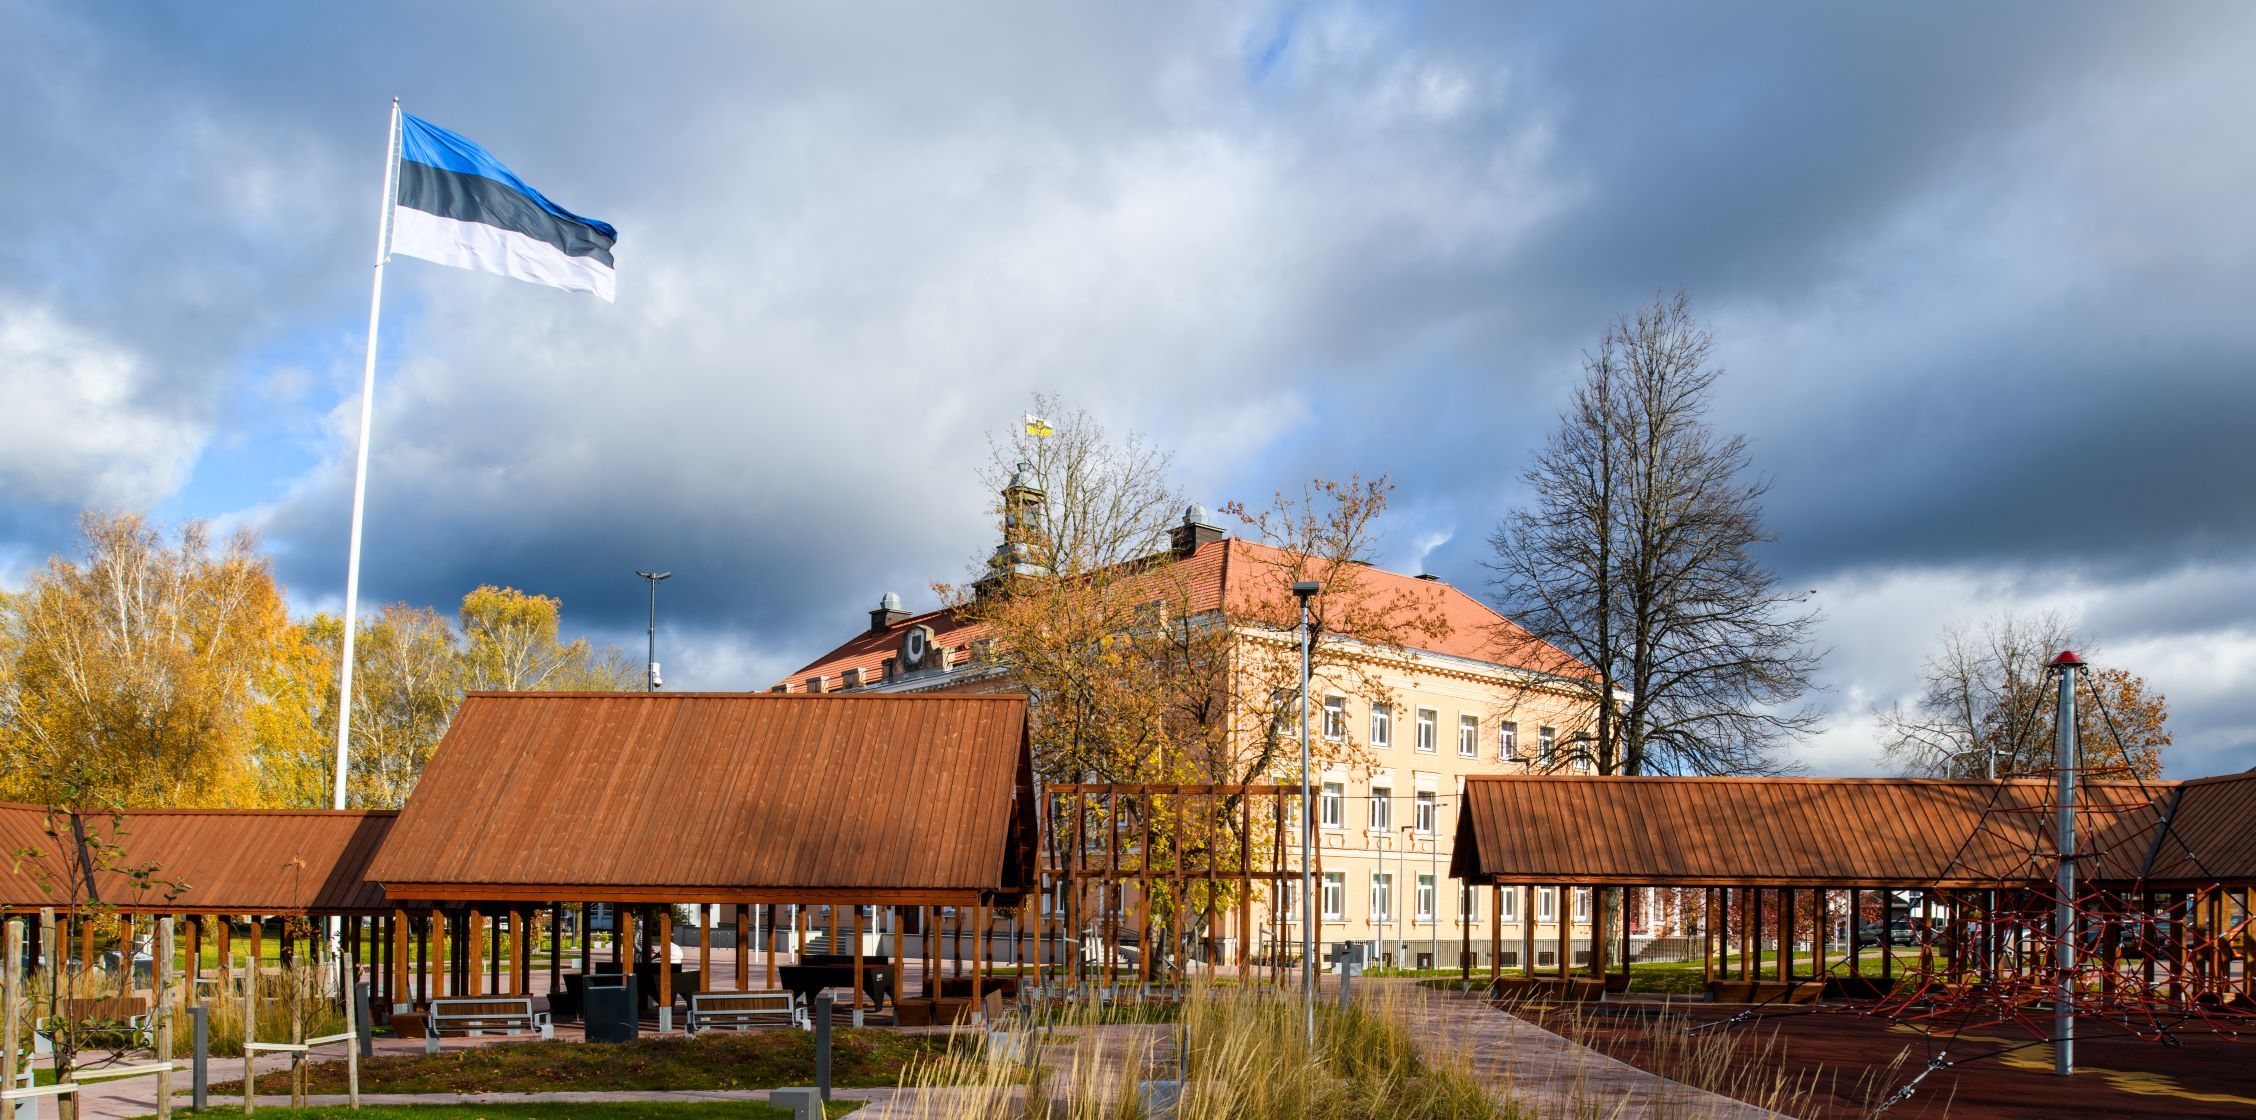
[[984, 461, 1051, 584], [1170, 503, 1228, 555], [869, 591, 911, 634]]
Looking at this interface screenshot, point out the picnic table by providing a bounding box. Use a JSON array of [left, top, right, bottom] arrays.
[[778, 956, 892, 1011]]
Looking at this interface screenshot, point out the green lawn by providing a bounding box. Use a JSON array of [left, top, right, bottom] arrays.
[[204, 1030, 951, 1096], [1423, 948, 1927, 996], [145, 1103, 858, 1119]]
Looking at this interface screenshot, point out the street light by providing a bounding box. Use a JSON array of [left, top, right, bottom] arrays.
[[1291, 579, 1319, 1037], [1399, 824, 1413, 969], [635, 570, 671, 692]]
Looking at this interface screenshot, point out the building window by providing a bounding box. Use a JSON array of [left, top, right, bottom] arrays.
[[1415, 708, 1438, 753], [1369, 873, 1393, 920], [1320, 782, 1344, 828], [1322, 872, 1344, 920], [1416, 874, 1435, 920], [1500, 887, 1519, 923], [1537, 951, 1555, 968], [1413, 790, 1437, 835], [1537, 887, 1556, 922], [1538, 726, 1557, 766], [1278, 880, 1298, 923], [1501, 950, 1519, 968], [1499, 721, 1519, 761], [1370, 704, 1392, 748], [1323, 695, 1346, 740], [1574, 888, 1591, 923], [1369, 785, 1393, 831], [1457, 714, 1478, 757]]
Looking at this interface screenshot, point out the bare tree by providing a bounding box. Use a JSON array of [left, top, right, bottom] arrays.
[[1879, 612, 2168, 779], [1489, 291, 1823, 775]]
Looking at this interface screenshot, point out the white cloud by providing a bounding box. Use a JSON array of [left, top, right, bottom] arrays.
[[0, 305, 205, 509]]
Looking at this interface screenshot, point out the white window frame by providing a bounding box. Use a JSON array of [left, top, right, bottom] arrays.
[[1320, 782, 1344, 829], [1415, 708, 1438, 753], [1369, 872, 1393, 921], [1322, 872, 1344, 920], [1538, 726, 1557, 766], [1457, 714, 1478, 757], [1416, 874, 1435, 921], [1574, 888, 1591, 923], [1537, 887, 1556, 922], [1500, 887, 1519, 923], [1368, 786, 1393, 831], [1413, 790, 1437, 836], [1323, 695, 1346, 740], [1499, 721, 1519, 761], [1370, 704, 1392, 748]]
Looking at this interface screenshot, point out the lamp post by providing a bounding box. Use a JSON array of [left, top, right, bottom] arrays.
[[1430, 803, 1443, 970], [635, 570, 670, 691], [1399, 824, 1413, 969], [1292, 580, 1319, 1037]]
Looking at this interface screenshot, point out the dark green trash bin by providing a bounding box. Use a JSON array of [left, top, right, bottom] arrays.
[[584, 975, 639, 1043]]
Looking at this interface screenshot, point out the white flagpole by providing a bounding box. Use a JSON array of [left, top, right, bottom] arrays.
[[332, 98, 402, 813]]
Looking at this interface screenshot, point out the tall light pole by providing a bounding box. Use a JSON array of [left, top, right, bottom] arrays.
[[2050, 650, 2083, 1076], [1292, 580, 1319, 1036], [1399, 824, 1413, 968], [636, 570, 670, 692], [1430, 803, 1442, 970]]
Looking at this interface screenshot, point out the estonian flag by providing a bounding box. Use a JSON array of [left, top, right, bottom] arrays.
[[390, 114, 617, 301]]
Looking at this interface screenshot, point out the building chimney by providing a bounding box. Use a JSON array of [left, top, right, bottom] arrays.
[[1170, 504, 1228, 556], [869, 591, 911, 634]]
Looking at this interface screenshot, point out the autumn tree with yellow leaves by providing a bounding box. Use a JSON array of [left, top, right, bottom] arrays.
[[1, 513, 631, 810]]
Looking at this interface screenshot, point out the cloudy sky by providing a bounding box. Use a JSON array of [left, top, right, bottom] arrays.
[[5, 1, 2254, 778]]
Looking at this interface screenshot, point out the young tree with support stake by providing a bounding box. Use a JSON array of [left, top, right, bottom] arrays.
[[1488, 291, 1823, 776]]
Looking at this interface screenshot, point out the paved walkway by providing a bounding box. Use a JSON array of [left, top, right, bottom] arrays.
[[1393, 983, 1792, 1120]]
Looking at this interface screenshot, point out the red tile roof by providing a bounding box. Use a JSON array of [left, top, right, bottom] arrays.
[[780, 537, 1591, 690]]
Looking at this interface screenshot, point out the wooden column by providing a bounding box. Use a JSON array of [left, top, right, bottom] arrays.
[[850, 906, 865, 1019], [733, 906, 750, 991], [893, 907, 907, 1010], [80, 913, 95, 974], [184, 917, 204, 1007], [429, 908, 446, 999], [391, 911, 410, 1010], [1702, 890, 1716, 987], [511, 908, 528, 994], [1620, 887, 1634, 986], [1777, 889, 1793, 982], [795, 906, 809, 966], [466, 909, 484, 996], [766, 906, 779, 989], [657, 906, 674, 1029], [1591, 887, 1609, 979], [547, 906, 561, 998], [1812, 890, 1826, 983], [1489, 886, 1503, 984], [248, 917, 264, 989], [697, 904, 712, 996], [971, 903, 987, 1019], [578, 904, 592, 977], [617, 905, 635, 970], [1520, 887, 1536, 977]]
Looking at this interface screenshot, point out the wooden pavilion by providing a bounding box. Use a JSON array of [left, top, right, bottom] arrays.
[[1449, 772, 2256, 1004], [362, 691, 1041, 1027]]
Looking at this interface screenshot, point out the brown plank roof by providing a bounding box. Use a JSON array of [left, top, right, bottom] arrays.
[[0, 803, 397, 914], [366, 692, 1039, 905], [1450, 774, 2177, 889], [2115, 769, 2256, 886]]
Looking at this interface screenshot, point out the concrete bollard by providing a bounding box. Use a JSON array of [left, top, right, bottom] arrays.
[[770, 1087, 821, 1120], [190, 1004, 209, 1112]]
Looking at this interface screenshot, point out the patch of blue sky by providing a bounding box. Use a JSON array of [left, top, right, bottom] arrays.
[[154, 315, 372, 524], [1243, 5, 1301, 85]]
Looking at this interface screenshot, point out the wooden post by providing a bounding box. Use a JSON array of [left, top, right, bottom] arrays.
[[1621, 887, 1634, 986], [1591, 887, 1609, 979], [617, 905, 636, 973], [765, 906, 779, 989], [727, 906, 746, 992], [1812, 890, 1827, 983], [547, 906, 561, 999], [387, 910, 408, 1011], [430, 908, 447, 1000], [888, 907, 906, 1010], [657, 906, 674, 1031], [795, 906, 808, 966], [154, 916, 174, 1120], [850, 906, 865, 1022], [1520, 887, 1536, 978], [466, 909, 484, 997], [1703, 890, 1716, 987], [696, 904, 712, 996], [578, 904, 592, 979], [971, 903, 987, 1021], [1489, 886, 1503, 985]]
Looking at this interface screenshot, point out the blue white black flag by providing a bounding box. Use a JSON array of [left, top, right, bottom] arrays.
[[390, 114, 617, 301]]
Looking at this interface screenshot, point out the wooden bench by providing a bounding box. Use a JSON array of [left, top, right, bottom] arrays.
[[423, 997, 551, 1053], [687, 991, 801, 1033]]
